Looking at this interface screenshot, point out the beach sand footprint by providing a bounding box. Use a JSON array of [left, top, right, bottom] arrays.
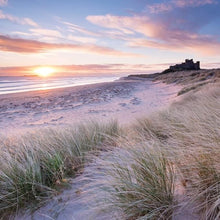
[[130, 97, 141, 105], [118, 103, 127, 107]]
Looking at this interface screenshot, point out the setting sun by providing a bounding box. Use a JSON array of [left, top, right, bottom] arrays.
[[34, 67, 55, 77]]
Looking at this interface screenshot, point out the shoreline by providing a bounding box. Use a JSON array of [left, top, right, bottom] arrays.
[[0, 78, 181, 135], [0, 76, 119, 96]]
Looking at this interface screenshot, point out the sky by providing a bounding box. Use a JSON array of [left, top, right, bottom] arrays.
[[0, 0, 220, 76]]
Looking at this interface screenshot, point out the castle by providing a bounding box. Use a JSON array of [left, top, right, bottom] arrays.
[[163, 59, 200, 73]]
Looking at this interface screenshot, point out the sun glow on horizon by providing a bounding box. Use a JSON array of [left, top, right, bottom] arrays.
[[34, 67, 55, 77]]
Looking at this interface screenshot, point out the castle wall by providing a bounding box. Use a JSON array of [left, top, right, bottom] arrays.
[[169, 59, 200, 71]]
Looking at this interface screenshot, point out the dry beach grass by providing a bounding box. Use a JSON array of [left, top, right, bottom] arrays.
[[127, 68, 220, 96], [84, 82, 220, 220], [0, 121, 120, 218], [0, 71, 219, 219]]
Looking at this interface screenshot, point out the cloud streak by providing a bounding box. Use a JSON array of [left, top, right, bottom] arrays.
[[148, 0, 217, 13], [0, 63, 163, 76], [29, 28, 63, 38], [62, 20, 131, 42], [174, 0, 216, 8], [2, 62, 219, 77], [0, 10, 38, 27], [87, 15, 136, 35], [0, 34, 138, 57], [62, 21, 100, 37], [87, 14, 220, 55]]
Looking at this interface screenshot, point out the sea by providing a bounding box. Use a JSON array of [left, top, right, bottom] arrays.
[[0, 76, 119, 95]]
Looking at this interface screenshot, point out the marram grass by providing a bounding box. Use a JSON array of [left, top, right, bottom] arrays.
[[0, 120, 120, 216], [133, 83, 220, 219], [95, 143, 176, 220], [86, 83, 219, 220], [0, 83, 220, 219]]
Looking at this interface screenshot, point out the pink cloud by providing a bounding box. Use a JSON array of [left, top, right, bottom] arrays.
[[87, 15, 156, 37], [29, 28, 63, 38], [63, 20, 132, 43], [62, 20, 135, 43], [0, 34, 138, 57], [87, 14, 136, 35], [0, 0, 7, 6], [87, 14, 220, 55], [148, 0, 217, 13], [0, 10, 38, 27], [0, 63, 162, 76], [67, 35, 97, 44], [128, 37, 220, 55]]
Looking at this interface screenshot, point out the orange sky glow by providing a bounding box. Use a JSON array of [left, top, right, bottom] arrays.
[[0, 0, 220, 76]]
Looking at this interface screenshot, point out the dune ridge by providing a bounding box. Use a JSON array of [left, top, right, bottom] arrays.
[[0, 69, 219, 219]]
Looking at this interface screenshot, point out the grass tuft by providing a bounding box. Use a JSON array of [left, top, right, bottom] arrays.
[[91, 83, 220, 219], [105, 143, 176, 219], [0, 120, 120, 216], [0, 82, 220, 219]]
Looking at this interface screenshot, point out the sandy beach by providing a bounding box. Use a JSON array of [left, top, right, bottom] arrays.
[[1, 77, 184, 220], [1, 78, 181, 219], [0, 78, 181, 135], [1, 72, 219, 220], [1, 0, 220, 218]]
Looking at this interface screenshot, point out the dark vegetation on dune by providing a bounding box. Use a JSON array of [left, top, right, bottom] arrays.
[[127, 67, 220, 96], [0, 64, 219, 219], [89, 82, 220, 219], [0, 122, 120, 218]]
